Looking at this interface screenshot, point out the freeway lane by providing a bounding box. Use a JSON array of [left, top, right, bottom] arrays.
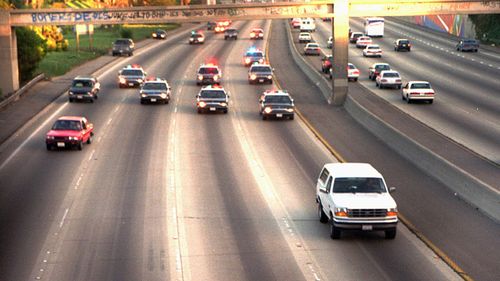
[[282, 19, 500, 280], [0, 19, 474, 281], [314, 18, 500, 165]]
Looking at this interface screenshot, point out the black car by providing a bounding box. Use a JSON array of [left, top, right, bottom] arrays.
[[68, 76, 100, 103], [196, 85, 229, 114], [152, 29, 167, 40], [207, 21, 216, 30], [456, 39, 479, 52], [259, 90, 295, 120], [224, 28, 238, 40], [248, 64, 273, 84], [394, 39, 411, 52], [112, 38, 134, 56]]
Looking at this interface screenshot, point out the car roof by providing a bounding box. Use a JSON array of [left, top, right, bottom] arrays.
[[58, 116, 85, 121], [409, 81, 430, 84], [306, 43, 319, 46], [372, 63, 390, 67], [262, 90, 289, 96], [201, 85, 226, 91], [323, 163, 383, 178], [74, 76, 95, 80], [380, 70, 399, 74], [366, 44, 380, 47]]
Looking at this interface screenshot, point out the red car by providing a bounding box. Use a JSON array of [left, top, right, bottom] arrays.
[[321, 55, 333, 73], [46, 116, 94, 151]]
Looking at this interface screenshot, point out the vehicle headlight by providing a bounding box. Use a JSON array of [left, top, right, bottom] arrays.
[[245, 58, 251, 64], [198, 101, 206, 108], [161, 34, 166, 38], [69, 136, 79, 141], [213, 75, 219, 81], [189, 38, 194, 41], [199, 38, 204, 42], [46, 135, 54, 140], [137, 79, 143, 83], [220, 102, 227, 107], [198, 75, 203, 80], [264, 107, 272, 114], [387, 208, 398, 217], [250, 74, 257, 80], [68, 91, 74, 95], [267, 75, 272, 80], [334, 207, 348, 217], [258, 59, 264, 63], [152, 33, 157, 37], [160, 93, 167, 98], [119, 77, 126, 83], [141, 93, 147, 98], [285, 108, 294, 112]]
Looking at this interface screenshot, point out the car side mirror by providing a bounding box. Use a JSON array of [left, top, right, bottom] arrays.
[[319, 187, 328, 193], [389, 187, 396, 193]]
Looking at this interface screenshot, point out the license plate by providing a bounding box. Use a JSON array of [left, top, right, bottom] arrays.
[[259, 79, 264, 83], [362, 225, 373, 231], [57, 142, 65, 147], [128, 83, 134, 86], [276, 113, 283, 118], [420, 93, 425, 96], [151, 98, 157, 102], [77, 96, 83, 99], [210, 107, 216, 111]]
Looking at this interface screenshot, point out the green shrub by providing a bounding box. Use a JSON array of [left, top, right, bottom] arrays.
[[16, 27, 46, 83], [120, 28, 133, 39]]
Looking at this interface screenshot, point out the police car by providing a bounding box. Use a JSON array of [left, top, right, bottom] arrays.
[[196, 63, 222, 85], [118, 64, 147, 88], [196, 85, 230, 114], [259, 90, 295, 120], [140, 77, 172, 104], [243, 47, 265, 66], [189, 31, 205, 44]]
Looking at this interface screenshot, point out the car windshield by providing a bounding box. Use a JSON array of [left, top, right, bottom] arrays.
[[115, 39, 130, 45], [399, 40, 409, 44], [199, 67, 219, 74], [332, 177, 386, 193], [348, 64, 356, 69], [72, 80, 93, 88], [251, 66, 272, 72], [411, 83, 431, 89], [308, 44, 319, 48], [226, 29, 236, 32], [246, 52, 264, 58], [464, 40, 476, 44], [52, 120, 82, 131], [143, 83, 167, 90], [121, 69, 144, 76], [368, 46, 379, 49], [200, 90, 226, 99], [376, 65, 390, 70], [265, 95, 292, 104], [300, 33, 309, 36], [192, 34, 203, 38], [383, 72, 399, 78]]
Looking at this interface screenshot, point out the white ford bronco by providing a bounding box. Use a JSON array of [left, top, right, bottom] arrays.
[[316, 163, 398, 239]]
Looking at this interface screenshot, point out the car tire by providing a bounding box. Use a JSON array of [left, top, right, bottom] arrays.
[[318, 203, 328, 223], [69, 98, 73, 103], [197, 108, 202, 114], [77, 141, 83, 151], [397, 85, 401, 89], [385, 228, 397, 239], [90, 98, 94, 103], [87, 133, 93, 144], [330, 219, 341, 239], [224, 37, 227, 40], [262, 115, 267, 120], [94, 94, 98, 100], [223, 109, 228, 114], [407, 96, 411, 104], [354, 78, 358, 82], [165, 99, 169, 104], [290, 114, 294, 120], [140, 100, 145, 104], [46, 144, 52, 151], [428, 100, 434, 104]]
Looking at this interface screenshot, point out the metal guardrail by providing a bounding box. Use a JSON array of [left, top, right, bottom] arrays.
[[0, 73, 45, 110]]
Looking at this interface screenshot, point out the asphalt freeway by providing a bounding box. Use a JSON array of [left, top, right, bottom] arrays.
[[0, 19, 498, 281]]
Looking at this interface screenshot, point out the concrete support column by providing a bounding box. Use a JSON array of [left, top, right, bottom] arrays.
[[0, 11, 19, 96], [331, 0, 349, 105]]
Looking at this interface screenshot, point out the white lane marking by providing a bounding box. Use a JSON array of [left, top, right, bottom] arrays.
[[106, 118, 113, 126], [0, 103, 68, 171], [59, 208, 69, 229], [88, 149, 95, 161]]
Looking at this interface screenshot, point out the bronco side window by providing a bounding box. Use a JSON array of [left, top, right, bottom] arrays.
[[319, 168, 329, 183], [326, 176, 333, 193]]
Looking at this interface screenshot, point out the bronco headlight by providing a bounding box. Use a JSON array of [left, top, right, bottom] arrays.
[[220, 102, 227, 107], [264, 107, 272, 114], [334, 207, 348, 217], [387, 208, 398, 217], [160, 93, 167, 98], [198, 101, 206, 108], [267, 75, 272, 80], [141, 93, 147, 98], [285, 108, 294, 112]]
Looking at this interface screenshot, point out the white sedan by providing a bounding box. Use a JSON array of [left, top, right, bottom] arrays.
[[304, 43, 321, 56], [298, 32, 312, 43], [363, 44, 382, 57], [402, 81, 435, 104], [376, 70, 402, 89], [356, 36, 372, 48]]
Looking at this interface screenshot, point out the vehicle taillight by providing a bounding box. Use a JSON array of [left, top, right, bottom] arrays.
[[353, 70, 360, 75], [396, 79, 401, 82], [381, 79, 387, 82]]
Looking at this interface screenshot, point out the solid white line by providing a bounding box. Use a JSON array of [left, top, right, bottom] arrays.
[[0, 103, 68, 171], [59, 208, 69, 229], [88, 149, 95, 161], [106, 118, 113, 126]]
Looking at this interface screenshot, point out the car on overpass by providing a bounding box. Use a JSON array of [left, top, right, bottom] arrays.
[[456, 38, 479, 52], [402, 81, 435, 104], [259, 90, 295, 120], [68, 76, 100, 103], [140, 77, 171, 104], [394, 39, 411, 52], [316, 163, 398, 239], [45, 116, 94, 151], [196, 85, 230, 114]]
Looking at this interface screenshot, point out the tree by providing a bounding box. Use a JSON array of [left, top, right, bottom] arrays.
[[16, 27, 47, 83]]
